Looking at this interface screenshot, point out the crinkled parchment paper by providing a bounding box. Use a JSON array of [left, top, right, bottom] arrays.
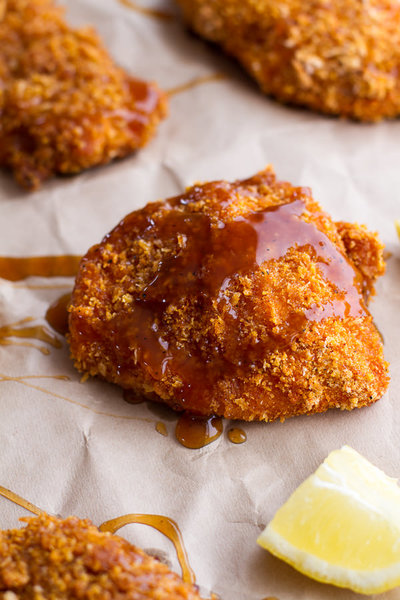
[[1, 1, 400, 599]]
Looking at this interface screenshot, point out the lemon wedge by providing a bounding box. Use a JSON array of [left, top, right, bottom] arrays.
[[257, 446, 400, 594]]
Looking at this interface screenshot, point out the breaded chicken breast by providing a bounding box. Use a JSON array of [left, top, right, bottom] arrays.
[[176, 0, 400, 121], [68, 167, 389, 422], [0, 514, 204, 599], [0, 0, 167, 190]]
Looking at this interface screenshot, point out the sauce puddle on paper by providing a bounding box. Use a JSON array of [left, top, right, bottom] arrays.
[[123, 392, 247, 449], [175, 414, 223, 449], [99, 513, 195, 584], [155, 421, 168, 436], [0, 255, 81, 281], [227, 427, 246, 444], [123, 393, 224, 448], [45, 292, 72, 336]]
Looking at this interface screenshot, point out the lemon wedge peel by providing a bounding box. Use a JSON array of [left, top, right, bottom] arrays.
[[257, 446, 400, 595]]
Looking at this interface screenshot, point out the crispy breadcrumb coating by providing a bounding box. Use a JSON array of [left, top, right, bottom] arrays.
[[0, 0, 167, 190], [68, 167, 389, 422], [176, 0, 400, 121], [0, 514, 204, 599]]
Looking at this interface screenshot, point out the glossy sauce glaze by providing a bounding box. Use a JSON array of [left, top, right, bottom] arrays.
[[0, 255, 81, 281], [118, 78, 166, 139], [99, 513, 195, 584], [105, 193, 366, 414]]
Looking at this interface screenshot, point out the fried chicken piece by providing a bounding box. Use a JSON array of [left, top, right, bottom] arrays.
[[68, 167, 389, 422], [176, 0, 400, 121], [0, 514, 204, 600], [0, 0, 167, 190]]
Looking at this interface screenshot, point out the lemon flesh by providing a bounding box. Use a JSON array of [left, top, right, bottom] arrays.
[[257, 446, 400, 594]]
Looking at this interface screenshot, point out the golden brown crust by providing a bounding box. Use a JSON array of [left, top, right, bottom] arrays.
[[336, 221, 386, 300], [176, 0, 400, 121], [0, 514, 204, 599], [0, 0, 167, 190], [68, 167, 389, 422]]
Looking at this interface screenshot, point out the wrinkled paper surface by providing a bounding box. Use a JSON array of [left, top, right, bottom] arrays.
[[1, 1, 400, 599]]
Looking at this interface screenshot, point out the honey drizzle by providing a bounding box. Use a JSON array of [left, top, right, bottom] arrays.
[[175, 414, 223, 449], [14, 284, 73, 290], [0, 255, 81, 281], [167, 74, 228, 97], [0, 373, 153, 422], [0, 485, 44, 516], [99, 514, 195, 584], [118, 0, 173, 20], [0, 317, 62, 354], [0, 374, 69, 381]]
